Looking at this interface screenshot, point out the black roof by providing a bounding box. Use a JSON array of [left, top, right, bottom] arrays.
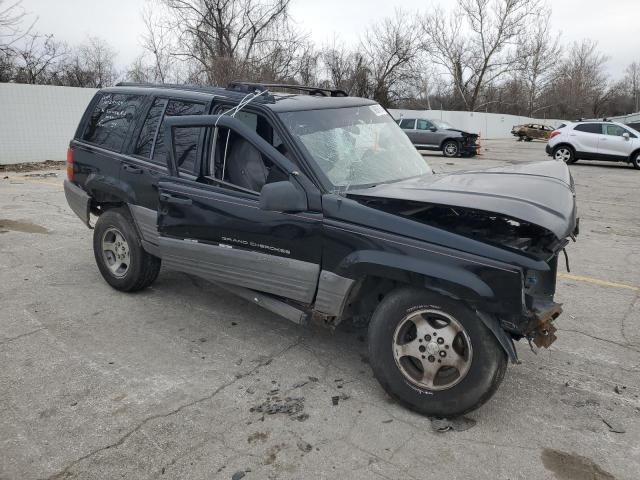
[[109, 82, 376, 112]]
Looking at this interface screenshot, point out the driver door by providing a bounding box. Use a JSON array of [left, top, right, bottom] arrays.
[[156, 113, 323, 304]]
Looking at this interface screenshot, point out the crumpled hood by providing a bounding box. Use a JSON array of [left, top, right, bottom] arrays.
[[348, 161, 577, 240], [446, 128, 477, 138]]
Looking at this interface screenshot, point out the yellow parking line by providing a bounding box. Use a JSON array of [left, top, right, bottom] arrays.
[[558, 273, 639, 291]]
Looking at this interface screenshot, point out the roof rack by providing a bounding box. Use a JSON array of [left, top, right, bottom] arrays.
[[227, 81, 348, 98], [115, 81, 223, 94]]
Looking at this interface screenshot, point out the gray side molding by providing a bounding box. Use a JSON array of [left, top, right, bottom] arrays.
[[314, 270, 355, 317], [215, 282, 308, 325], [160, 236, 320, 304], [128, 204, 159, 245], [64, 180, 92, 228]]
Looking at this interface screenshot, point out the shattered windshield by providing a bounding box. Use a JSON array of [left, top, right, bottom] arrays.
[[279, 105, 431, 190]]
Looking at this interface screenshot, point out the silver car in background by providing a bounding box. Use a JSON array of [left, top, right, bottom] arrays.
[[397, 117, 479, 157]]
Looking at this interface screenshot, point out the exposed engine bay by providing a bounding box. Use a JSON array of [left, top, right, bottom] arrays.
[[356, 198, 565, 258]]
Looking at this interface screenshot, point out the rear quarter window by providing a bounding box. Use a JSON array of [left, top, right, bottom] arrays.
[[574, 123, 603, 134], [82, 93, 144, 151]]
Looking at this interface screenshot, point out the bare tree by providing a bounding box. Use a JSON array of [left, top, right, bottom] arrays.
[[624, 61, 640, 112], [517, 10, 560, 116], [156, 0, 298, 86], [140, 6, 175, 83], [360, 11, 420, 107], [12, 32, 67, 84], [544, 40, 610, 118], [422, 0, 543, 111], [0, 0, 33, 54]]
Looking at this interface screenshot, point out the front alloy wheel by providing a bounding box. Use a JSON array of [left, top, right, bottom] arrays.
[[442, 141, 459, 157], [393, 309, 472, 391], [368, 287, 507, 417]]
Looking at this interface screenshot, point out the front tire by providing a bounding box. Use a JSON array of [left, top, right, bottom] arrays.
[[553, 145, 577, 164], [93, 208, 161, 292], [631, 151, 640, 170], [368, 287, 507, 417], [442, 140, 459, 158]]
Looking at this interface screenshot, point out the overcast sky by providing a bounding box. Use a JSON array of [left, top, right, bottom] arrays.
[[20, 0, 640, 79]]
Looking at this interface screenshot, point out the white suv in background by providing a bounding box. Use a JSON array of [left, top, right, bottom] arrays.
[[546, 121, 640, 169]]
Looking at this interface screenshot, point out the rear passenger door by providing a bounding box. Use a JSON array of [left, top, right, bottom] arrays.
[[399, 119, 418, 143], [571, 123, 604, 154], [123, 97, 209, 249]]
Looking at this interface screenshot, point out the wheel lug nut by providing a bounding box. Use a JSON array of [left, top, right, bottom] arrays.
[[428, 355, 435, 363], [419, 345, 426, 353], [437, 338, 444, 345], [439, 351, 446, 357], [424, 335, 431, 341]]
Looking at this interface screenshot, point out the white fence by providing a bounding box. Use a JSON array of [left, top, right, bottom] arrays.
[[389, 109, 564, 139], [0, 82, 615, 164], [0, 83, 97, 165]]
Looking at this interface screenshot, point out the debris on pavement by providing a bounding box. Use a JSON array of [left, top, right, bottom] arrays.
[[600, 416, 625, 434], [297, 440, 313, 453], [331, 396, 340, 406], [431, 416, 477, 433], [231, 471, 246, 480], [251, 390, 305, 417], [23, 172, 58, 178]]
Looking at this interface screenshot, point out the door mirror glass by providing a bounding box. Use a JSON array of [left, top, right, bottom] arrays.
[[429, 126, 438, 132], [259, 180, 307, 213]]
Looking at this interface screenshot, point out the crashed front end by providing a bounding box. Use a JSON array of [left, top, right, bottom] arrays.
[[348, 160, 579, 352]]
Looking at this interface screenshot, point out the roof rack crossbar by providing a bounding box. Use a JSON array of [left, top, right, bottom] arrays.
[[114, 81, 275, 103], [227, 81, 348, 98]]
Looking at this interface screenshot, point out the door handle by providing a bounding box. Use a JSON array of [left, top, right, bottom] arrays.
[[123, 164, 144, 174], [160, 193, 192, 205]]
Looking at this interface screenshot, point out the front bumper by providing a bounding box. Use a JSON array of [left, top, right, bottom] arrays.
[[545, 144, 552, 156]]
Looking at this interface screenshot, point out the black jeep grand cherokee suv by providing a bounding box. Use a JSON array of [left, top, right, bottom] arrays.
[[64, 82, 578, 417]]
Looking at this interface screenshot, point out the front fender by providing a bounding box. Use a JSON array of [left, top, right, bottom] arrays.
[[334, 249, 524, 316]]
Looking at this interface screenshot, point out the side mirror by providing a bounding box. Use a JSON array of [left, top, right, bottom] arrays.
[[430, 126, 438, 132], [623, 132, 630, 140], [260, 180, 307, 213]]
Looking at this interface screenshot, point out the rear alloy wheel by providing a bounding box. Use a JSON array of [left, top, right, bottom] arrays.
[[553, 145, 576, 164], [632, 152, 640, 170], [442, 140, 459, 158], [368, 287, 508, 417], [93, 208, 161, 292]]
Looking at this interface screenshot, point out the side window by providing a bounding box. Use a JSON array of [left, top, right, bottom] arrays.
[[134, 98, 167, 161], [574, 123, 603, 134], [82, 94, 143, 151], [416, 119, 433, 130], [399, 119, 416, 129], [153, 100, 206, 172], [605, 124, 630, 137]]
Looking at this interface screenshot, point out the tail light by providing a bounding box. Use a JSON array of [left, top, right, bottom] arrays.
[[66, 147, 75, 181], [550, 130, 561, 139]]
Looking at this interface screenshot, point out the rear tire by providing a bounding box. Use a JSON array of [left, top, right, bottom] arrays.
[[93, 208, 161, 292], [368, 287, 507, 417], [632, 151, 640, 170], [553, 145, 577, 164], [442, 140, 459, 158]]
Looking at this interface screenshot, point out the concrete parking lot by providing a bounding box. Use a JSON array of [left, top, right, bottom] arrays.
[[1, 139, 639, 479]]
